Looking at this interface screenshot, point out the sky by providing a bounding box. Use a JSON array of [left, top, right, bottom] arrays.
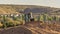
[[0, 0, 60, 8]]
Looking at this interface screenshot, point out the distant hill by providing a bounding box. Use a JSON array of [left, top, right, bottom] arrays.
[[0, 4, 60, 14]]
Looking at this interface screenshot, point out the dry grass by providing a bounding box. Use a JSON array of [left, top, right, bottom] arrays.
[[0, 6, 19, 14]]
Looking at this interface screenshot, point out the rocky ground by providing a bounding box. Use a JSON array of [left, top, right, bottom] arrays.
[[0, 21, 60, 34]]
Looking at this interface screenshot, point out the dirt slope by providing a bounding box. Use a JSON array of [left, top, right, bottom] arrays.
[[25, 21, 60, 34], [0, 21, 60, 34]]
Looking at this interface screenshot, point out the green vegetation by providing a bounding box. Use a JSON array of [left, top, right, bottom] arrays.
[[0, 13, 60, 28], [48, 16, 53, 21], [34, 14, 60, 22], [40, 15, 44, 21], [0, 14, 25, 28]]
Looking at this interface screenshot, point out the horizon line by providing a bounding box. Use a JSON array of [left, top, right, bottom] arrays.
[[0, 4, 59, 8]]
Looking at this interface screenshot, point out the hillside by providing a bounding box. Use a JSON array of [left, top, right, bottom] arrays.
[[0, 4, 60, 14]]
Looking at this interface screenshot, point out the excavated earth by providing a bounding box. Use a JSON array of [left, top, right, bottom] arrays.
[[0, 21, 60, 34]]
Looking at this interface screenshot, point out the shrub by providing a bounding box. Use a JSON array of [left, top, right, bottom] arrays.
[[53, 16, 56, 21], [48, 16, 53, 21], [40, 21, 44, 25], [22, 20, 25, 25], [34, 17, 38, 21], [4, 17, 14, 27], [43, 14, 48, 21], [13, 21, 21, 26], [19, 20, 25, 25], [5, 17, 25, 27], [6, 21, 14, 27], [40, 15, 44, 21], [0, 22, 3, 28]]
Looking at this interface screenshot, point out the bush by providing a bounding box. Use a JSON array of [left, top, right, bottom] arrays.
[[34, 16, 40, 21], [48, 16, 53, 21], [43, 14, 48, 21], [0, 22, 3, 28], [13, 21, 21, 26], [34, 17, 38, 21], [4, 17, 14, 27], [22, 20, 25, 25], [0, 16, 26, 28], [40, 15, 44, 21], [40, 21, 44, 25], [19, 20, 25, 25], [6, 21, 14, 27], [5, 17, 25, 26]]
